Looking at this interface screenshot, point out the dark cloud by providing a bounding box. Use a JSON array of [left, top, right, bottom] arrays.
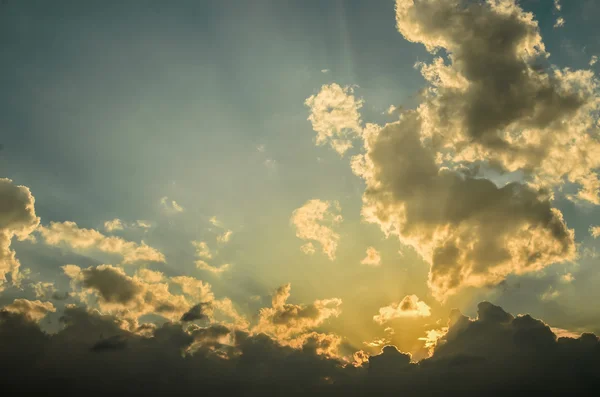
[[180, 302, 212, 322], [1, 302, 600, 396]]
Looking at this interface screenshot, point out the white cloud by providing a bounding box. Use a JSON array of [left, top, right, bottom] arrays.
[[340, 0, 580, 300], [591, 56, 598, 67], [321, 69, 330, 73], [2, 298, 55, 322], [38, 221, 165, 264], [361, 247, 381, 266], [305, 83, 364, 155], [160, 196, 184, 213], [104, 218, 124, 232], [0, 178, 40, 290], [373, 295, 431, 324], [554, 17, 565, 28], [104, 219, 152, 232], [291, 199, 343, 260], [591, 226, 600, 238], [255, 283, 342, 339], [195, 260, 230, 274], [217, 230, 233, 244], [192, 241, 212, 259]]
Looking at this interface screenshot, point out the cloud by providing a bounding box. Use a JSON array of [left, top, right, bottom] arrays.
[[396, 0, 599, 204], [160, 196, 184, 213], [38, 221, 165, 264], [291, 199, 343, 260], [195, 260, 230, 274], [217, 230, 233, 244], [0, 178, 40, 289], [63, 265, 211, 323], [192, 241, 212, 259], [2, 298, 55, 322], [373, 295, 431, 324], [305, 83, 364, 155], [353, 112, 576, 301], [104, 218, 152, 232], [181, 302, 212, 322], [300, 242, 316, 255], [321, 69, 330, 73], [254, 283, 342, 340], [308, 2, 594, 299], [554, 17, 565, 28], [1, 299, 600, 395], [591, 226, 600, 238], [591, 56, 598, 67], [361, 247, 381, 266], [104, 218, 124, 232]]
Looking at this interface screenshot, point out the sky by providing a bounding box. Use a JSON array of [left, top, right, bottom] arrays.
[[2, 0, 600, 395]]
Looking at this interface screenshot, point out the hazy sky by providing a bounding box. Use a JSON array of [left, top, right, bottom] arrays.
[[2, 1, 600, 394]]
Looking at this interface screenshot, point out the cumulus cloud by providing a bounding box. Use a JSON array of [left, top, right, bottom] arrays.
[[160, 196, 184, 213], [393, 0, 600, 204], [339, 0, 587, 300], [291, 199, 343, 260], [195, 260, 230, 274], [217, 230, 233, 244], [1, 300, 600, 395], [104, 218, 124, 232], [353, 112, 575, 300], [361, 247, 381, 266], [0, 178, 40, 289], [2, 298, 55, 322], [373, 295, 431, 324], [255, 283, 342, 340], [63, 265, 209, 323], [104, 218, 152, 232], [305, 83, 364, 155], [591, 225, 600, 238], [591, 56, 599, 67], [192, 241, 212, 259], [554, 17, 565, 28], [38, 221, 165, 264]]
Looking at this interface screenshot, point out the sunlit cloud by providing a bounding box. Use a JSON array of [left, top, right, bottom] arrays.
[[192, 241, 212, 259], [196, 260, 230, 275], [2, 298, 55, 322], [361, 246, 381, 266], [291, 199, 342, 260], [160, 196, 184, 213], [305, 83, 364, 155], [373, 295, 431, 324], [217, 230, 233, 244], [38, 221, 165, 264]]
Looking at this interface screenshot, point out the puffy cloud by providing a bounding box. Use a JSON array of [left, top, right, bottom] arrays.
[[38, 221, 165, 264], [160, 196, 184, 213], [64, 265, 208, 323], [353, 112, 575, 301], [394, 0, 600, 204], [300, 242, 316, 255], [217, 230, 233, 244], [192, 240, 212, 259], [31, 281, 57, 299], [195, 260, 230, 274], [0, 178, 40, 289], [255, 283, 342, 340], [104, 218, 124, 232], [591, 56, 599, 67], [591, 225, 600, 238], [373, 295, 431, 324], [104, 218, 152, 232], [305, 83, 364, 155], [181, 302, 212, 322], [291, 199, 343, 260], [2, 299, 55, 322], [361, 247, 381, 266], [554, 17, 565, 28], [1, 300, 600, 395]]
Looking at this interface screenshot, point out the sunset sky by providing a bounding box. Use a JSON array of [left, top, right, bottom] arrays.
[[2, 0, 600, 395]]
